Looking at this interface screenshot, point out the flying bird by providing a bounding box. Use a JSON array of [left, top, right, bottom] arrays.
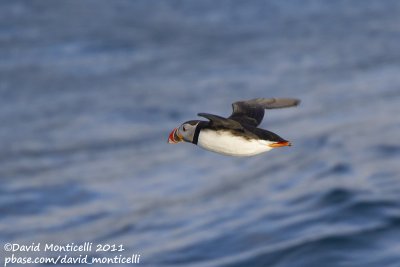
[[168, 98, 300, 156]]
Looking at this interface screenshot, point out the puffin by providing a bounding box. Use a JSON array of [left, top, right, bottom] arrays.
[[168, 98, 300, 156]]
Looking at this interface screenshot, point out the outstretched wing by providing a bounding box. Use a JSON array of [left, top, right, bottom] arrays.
[[198, 113, 243, 130], [229, 98, 300, 127]]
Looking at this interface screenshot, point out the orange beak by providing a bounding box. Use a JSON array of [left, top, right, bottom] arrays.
[[269, 141, 291, 148], [168, 128, 183, 144]]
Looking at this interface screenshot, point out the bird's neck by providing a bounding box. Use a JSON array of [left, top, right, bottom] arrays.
[[192, 121, 208, 145]]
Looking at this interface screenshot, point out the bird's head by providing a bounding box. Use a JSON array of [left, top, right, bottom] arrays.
[[168, 120, 201, 144]]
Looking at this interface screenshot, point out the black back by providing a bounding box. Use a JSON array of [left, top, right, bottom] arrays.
[[195, 98, 299, 142]]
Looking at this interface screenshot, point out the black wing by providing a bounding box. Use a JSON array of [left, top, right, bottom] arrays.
[[197, 113, 243, 130], [229, 98, 300, 127]]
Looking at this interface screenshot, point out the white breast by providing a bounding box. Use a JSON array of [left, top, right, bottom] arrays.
[[197, 129, 273, 157]]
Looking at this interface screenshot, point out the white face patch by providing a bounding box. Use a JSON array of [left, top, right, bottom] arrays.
[[197, 129, 274, 156], [179, 123, 197, 143]]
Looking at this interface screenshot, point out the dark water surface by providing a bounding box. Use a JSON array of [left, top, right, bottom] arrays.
[[1, 1, 400, 266]]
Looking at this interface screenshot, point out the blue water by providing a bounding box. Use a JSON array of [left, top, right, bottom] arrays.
[[1, 1, 400, 266]]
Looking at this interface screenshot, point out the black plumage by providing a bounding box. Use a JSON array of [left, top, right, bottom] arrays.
[[194, 98, 300, 143]]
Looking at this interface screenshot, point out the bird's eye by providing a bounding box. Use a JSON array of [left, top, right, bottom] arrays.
[[182, 126, 187, 132]]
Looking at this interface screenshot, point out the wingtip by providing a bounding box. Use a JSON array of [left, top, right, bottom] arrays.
[[197, 113, 209, 119]]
